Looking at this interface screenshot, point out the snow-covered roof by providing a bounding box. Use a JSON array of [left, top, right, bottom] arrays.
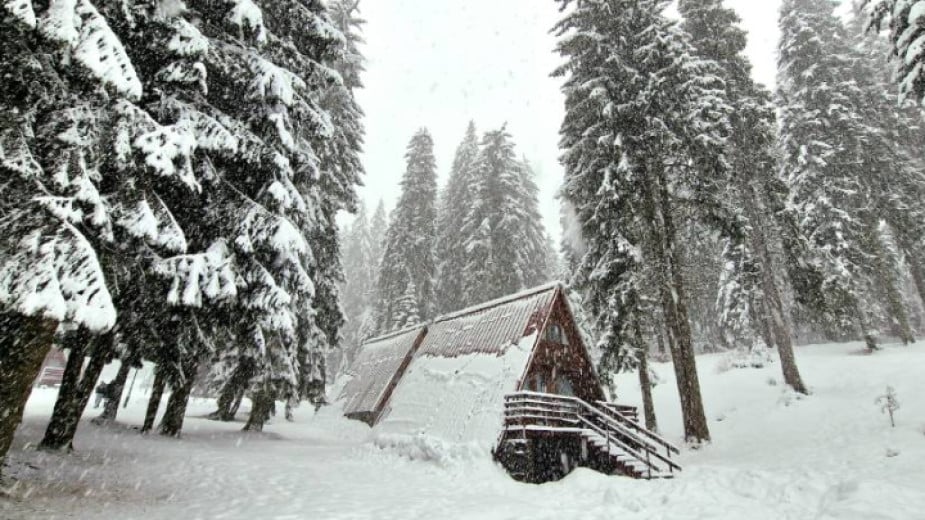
[[339, 326, 424, 417], [421, 282, 561, 358], [373, 283, 562, 448]]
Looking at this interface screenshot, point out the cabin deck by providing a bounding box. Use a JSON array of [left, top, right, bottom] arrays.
[[496, 391, 681, 483]]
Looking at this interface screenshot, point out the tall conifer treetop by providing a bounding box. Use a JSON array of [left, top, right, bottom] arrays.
[[375, 129, 438, 332]]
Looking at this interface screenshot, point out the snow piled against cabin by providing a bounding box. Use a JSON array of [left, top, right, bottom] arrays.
[[373, 332, 536, 454], [4, 341, 925, 519]]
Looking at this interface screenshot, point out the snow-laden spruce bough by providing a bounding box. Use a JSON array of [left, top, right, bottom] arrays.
[[341, 282, 680, 482]]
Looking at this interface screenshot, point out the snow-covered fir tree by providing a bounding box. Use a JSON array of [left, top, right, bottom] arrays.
[[777, 0, 910, 351], [435, 122, 480, 314], [517, 159, 557, 289], [333, 203, 377, 376], [304, 0, 367, 400], [460, 126, 552, 306], [845, 5, 925, 342], [375, 129, 438, 332], [0, 0, 231, 453], [554, 0, 732, 443], [680, 0, 808, 393], [158, 0, 354, 431]]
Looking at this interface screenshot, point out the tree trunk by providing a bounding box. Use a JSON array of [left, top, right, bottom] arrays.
[[0, 313, 57, 470], [96, 359, 132, 424], [230, 387, 245, 417], [867, 220, 914, 345], [753, 297, 775, 351], [881, 264, 915, 345], [243, 388, 274, 432], [903, 246, 925, 312], [142, 368, 166, 433], [756, 225, 808, 393], [40, 336, 110, 451], [655, 326, 667, 360], [159, 359, 199, 438], [635, 322, 658, 433], [652, 172, 711, 444], [742, 180, 809, 394], [209, 362, 253, 421]]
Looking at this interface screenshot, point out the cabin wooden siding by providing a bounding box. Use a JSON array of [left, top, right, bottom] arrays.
[[517, 291, 605, 404]]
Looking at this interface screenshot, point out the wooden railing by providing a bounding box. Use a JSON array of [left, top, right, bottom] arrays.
[[503, 391, 681, 477], [595, 401, 679, 457]]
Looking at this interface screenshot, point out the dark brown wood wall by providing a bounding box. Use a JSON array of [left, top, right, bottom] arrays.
[[519, 292, 604, 403]]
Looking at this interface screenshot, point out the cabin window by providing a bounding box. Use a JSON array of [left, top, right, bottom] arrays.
[[544, 323, 568, 345], [556, 375, 575, 397], [528, 372, 547, 392]]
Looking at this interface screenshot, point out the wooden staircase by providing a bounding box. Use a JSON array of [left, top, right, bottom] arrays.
[[500, 392, 681, 481]]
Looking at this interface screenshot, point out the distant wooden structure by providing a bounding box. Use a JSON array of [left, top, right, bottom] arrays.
[[34, 348, 67, 387], [340, 282, 680, 482]]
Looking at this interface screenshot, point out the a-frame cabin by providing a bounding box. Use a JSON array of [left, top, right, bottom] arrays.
[[339, 282, 680, 483]]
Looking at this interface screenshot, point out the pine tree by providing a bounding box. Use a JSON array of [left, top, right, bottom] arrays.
[[435, 122, 480, 313], [554, 0, 732, 443], [517, 159, 555, 288], [172, 0, 349, 431], [306, 0, 367, 397], [0, 0, 218, 454], [369, 200, 388, 270], [335, 203, 376, 374], [680, 0, 808, 392], [376, 129, 438, 332], [56, 0, 227, 445], [777, 0, 898, 351], [846, 5, 923, 343], [458, 127, 553, 308], [461, 126, 527, 304]]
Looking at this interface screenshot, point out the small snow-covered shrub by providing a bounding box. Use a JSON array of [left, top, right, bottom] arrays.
[[875, 386, 900, 428], [716, 345, 774, 374]]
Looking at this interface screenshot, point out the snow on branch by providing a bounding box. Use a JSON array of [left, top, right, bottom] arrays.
[[114, 101, 203, 192], [167, 18, 209, 57], [226, 0, 266, 45], [2, 0, 37, 28], [0, 127, 42, 179], [38, 0, 143, 100], [248, 55, 306, 106], [155, 240, 237, 307], [235, 206, 307, 259], [0, 218, 115, 331], [114, 193, 188, 254], [135, 123, 200, 192], [174, 105, 240, 154]]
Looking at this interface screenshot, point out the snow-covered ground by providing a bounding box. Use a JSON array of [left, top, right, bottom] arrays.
[[2, 341, 924, 519]]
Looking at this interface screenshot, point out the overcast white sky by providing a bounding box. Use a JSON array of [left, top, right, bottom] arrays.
[[352, 1, 782, 240]]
